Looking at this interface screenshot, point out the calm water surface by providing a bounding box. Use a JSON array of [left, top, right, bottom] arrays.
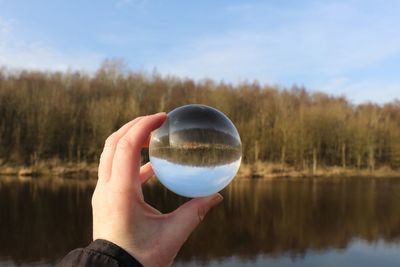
[[1, 176, 400, 266]]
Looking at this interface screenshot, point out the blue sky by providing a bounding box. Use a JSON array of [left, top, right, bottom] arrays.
[[0, 0, 399, 104], [150, 156, 241, 197]]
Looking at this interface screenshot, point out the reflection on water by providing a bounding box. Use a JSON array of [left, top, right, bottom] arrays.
[[1, 177, 400, 266], [174, 240, 400, 267], [0, 177, 94, 266]]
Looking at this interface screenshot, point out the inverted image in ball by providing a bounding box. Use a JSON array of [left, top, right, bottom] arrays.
[[149, 104, 242, 198]]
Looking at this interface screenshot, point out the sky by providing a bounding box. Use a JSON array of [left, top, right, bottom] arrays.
[[0, 0, 399, 104], [150, 157, 240, 197]]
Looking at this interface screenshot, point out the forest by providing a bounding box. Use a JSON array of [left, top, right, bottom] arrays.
[[0, 60, 400, 174]]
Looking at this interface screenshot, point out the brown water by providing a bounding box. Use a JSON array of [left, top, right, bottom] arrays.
[[1, 176, 400, 267]]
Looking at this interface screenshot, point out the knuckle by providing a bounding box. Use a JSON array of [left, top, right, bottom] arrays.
[[116, 137, 133, 151], [104, 133, 118, 148]]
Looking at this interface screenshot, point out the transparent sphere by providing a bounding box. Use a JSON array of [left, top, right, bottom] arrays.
[[149, 104, 242, 197]]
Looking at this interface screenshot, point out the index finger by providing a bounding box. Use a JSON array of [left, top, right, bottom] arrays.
[[110, 112, 167, 190]]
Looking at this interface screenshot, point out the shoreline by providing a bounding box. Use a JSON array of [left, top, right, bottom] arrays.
[[0, 162, 99, 179], [238, 162, 400, 179], [1, 161, 400, 179]]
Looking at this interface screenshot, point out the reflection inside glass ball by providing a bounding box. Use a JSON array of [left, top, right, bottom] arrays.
[[149, 104, 242, 197]]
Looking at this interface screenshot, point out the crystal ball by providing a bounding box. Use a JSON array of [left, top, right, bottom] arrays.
[[149, 104, 242, 198]]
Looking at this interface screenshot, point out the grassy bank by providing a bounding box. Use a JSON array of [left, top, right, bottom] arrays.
[[239, 161, 400, 178], [1, 160, 400, 179], [0, 160, 98, 179]]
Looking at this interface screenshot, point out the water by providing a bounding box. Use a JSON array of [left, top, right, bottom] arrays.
[[1, 177, 400, 266], [149, 104, 242, 197]]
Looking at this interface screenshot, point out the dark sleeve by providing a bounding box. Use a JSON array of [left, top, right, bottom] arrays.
[[57, 239, 143, 267]]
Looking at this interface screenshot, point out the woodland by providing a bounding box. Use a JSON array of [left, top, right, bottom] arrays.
[[1, 60, 399, 174]]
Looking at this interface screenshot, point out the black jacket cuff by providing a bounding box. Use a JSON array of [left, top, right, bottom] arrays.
[[57, 239, 143, 267], [88, 239, 143, 266]]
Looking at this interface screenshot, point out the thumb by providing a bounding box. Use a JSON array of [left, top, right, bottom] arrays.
[[166, 194, 223, 246]]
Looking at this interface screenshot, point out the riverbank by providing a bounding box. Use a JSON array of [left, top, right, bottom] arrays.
[[0, 161, 98, 179], [238, 162, 400, 178], [1, 160, 400, 179]]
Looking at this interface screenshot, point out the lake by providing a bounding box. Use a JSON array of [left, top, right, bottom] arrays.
[[1, 176, 400, 267]]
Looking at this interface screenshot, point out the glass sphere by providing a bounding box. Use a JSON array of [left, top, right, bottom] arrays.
[[149, 104, 242, 198]]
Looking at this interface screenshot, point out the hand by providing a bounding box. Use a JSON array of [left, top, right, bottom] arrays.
[[91, 113, 223, 267]]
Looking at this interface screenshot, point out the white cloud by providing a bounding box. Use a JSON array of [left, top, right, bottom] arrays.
[[0, 17, 12, 36], [320, 77, 350, 93], [321, 78, 400, 104], [0, 16, 103, 72], [153, 1, 400, 89], [154, 31, 276, 83]]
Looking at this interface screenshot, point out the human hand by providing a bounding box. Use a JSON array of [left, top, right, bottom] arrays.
[[91, 113, 223, 267]]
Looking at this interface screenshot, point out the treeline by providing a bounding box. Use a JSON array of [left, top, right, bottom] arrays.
[[0, 60, 400, 171]]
